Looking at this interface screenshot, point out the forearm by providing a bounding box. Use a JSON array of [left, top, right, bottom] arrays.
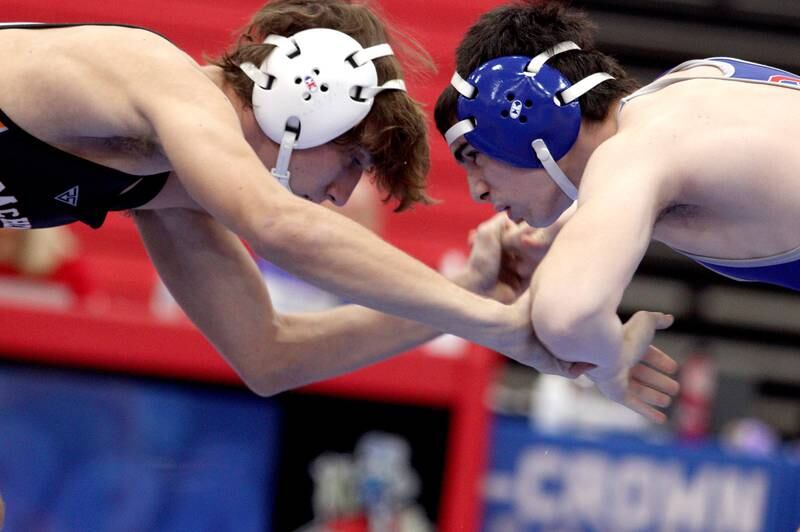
[[259, 304, 444, 394], [136, 208, 506, 397], [253, 200, 506, 343], [258, 269, 495, 393]]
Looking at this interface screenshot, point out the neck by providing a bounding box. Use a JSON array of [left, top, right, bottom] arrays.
[[199, 65, 263, 147], [561, 101, 621, 187]]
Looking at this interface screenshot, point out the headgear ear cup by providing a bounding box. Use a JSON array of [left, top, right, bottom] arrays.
[[240, 28, 406, 192]]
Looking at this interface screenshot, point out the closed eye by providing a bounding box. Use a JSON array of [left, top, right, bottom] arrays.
[[454, 143, 479, 164], [348, 148, 373, 169]]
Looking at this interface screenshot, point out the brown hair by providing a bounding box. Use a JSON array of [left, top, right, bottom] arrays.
[[210, 0, 434, 211], [434, 1, 639, 139]]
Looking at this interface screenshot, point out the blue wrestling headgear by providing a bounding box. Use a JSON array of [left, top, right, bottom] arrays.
[[444, 42, 615, 201]]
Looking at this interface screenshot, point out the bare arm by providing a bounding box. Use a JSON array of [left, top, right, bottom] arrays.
[[529, 138, 671, 369], [135, 209, 583, 394], [136, 207, 677, 418], [134, 207, 447, 395], [129, 47, 530, 357]]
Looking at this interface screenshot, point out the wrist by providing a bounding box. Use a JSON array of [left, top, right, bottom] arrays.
[[448, 268, 482, 295], [474, 298, 521, 348]]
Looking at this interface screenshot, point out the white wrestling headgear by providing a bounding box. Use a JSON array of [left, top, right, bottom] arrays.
[[239, 28, 407, 192]]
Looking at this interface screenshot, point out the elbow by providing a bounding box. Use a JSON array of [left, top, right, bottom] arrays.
[[224, 331, 302, 398], [244, 376, 288, 398], [239, 362, 297, 398], [531, 292, 607, 362]]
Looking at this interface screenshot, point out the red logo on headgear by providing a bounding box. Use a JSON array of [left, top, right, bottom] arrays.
[[304, 76, 319, 92]]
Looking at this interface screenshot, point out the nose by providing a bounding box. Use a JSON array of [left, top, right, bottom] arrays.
[[325, 166, 363, 207], [467, 171, 490, 203]]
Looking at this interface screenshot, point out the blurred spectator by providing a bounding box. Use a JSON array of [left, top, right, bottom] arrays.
[[0, 227, 93, 305], [721, 418, 780, 457]]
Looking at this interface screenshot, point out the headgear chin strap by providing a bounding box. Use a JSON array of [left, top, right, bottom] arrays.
[[444, 41, 614, 201], [240, 28, 406, 192]]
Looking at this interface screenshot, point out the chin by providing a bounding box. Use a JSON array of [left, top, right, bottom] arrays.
[[524, 216, 548, 228], [526, 211, 560, 228]]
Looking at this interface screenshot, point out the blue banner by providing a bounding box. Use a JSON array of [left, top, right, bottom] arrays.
[[484, 416, 800, 532], [0, 365, 281, 532]]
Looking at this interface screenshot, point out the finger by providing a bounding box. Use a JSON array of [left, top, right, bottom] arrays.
[[640, 345, 680, 375], [500, 229, 524, 254], [622, 312, 671, 365], [567, 362, 597, 378], [630, 310, 672, 329], [654, 313, 675, 330], [501, 224, 535, 249], [470, 222, 503, 262], [630, 363, 680, 396], [629, 379, 673, 408], [506, 231, 548, 258], [624, 395, 668, 424], [592, 373, 627, 403], [487, 283, 517, 305]]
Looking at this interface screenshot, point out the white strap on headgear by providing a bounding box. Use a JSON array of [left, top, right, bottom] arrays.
[[264, 34, 300, 56], [560, 72, 615, 103], [272, 119, 300, 191], [450, 71, 477, 99], [240, 62, 270, 88], [443, 71, 478, 147], [350, 43, 395, 66], [526, 41, 580, 74], [354, 79, 406, 99], [444, 119, 475, 147], [532, 139, 578, 200]]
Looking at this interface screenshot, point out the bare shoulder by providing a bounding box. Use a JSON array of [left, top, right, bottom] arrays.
[[0, 25, 210, 139], [583, 130, 673, 189], [0, 24, 193, 73], [579, 129, 680, 220]]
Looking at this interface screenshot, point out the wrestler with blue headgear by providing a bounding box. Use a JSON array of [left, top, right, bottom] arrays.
[[0, 1, 612, 402], [437, 1, 800, 420]]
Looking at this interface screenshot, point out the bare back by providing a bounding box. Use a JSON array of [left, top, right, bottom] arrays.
[[0, 25, 193, 177]]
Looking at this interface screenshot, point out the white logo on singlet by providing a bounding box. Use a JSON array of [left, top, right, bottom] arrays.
[[0, 180, 32, 228], [55, 186, 79, 207]]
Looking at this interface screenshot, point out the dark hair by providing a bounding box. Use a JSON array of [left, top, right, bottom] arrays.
[[210, 0, 434, 211], [434, 1, 639, 138]]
